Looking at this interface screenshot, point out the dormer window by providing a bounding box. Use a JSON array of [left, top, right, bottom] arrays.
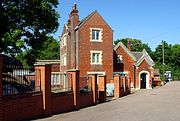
[[90, 28, 103, 42]]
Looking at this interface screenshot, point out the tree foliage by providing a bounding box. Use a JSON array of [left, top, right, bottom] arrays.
[[0, 0, 59, 66], [114, 38, 152, 55], [16, 36, 60, 66], [154, 41, 180, 80], [37, 36, 60, 60]]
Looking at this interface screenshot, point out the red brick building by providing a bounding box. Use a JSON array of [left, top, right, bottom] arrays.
[[114, 42, 154, 89], [60, 4, 154, 89], [60, 4, 113, 83]]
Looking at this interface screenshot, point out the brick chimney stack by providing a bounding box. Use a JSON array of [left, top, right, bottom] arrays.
[[70, 3, 79, 29], [68, 14, 71, 25], [127, 38, 131, 51], [69, 3, 79, 69]]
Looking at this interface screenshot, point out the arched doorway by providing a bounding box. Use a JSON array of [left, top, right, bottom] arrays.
[[140, 73, 147, 89], [139, 71, 150, 89]]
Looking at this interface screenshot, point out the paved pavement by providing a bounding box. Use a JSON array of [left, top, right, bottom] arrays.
[[34, 81, 180, 121]]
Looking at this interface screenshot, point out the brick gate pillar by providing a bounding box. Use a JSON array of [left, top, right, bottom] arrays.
[[68, 69, 80, 110], [35, 64, 52, 116], [127, 76, 131, 94], [122, 77, 126, 96], [114, 75, 121, 98], [91, 74, 98, 104], [98, 75, 106, 103]]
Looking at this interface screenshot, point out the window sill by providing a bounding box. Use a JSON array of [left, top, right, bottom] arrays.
[[90, 63, 102, 65], [90, 40, 103, 42]]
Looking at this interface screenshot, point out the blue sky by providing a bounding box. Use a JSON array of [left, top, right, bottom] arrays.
[[53, 0, 180, 50]]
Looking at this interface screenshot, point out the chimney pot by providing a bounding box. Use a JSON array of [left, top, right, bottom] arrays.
[[127, 38, 131, 51], [73, 3, 77, 10]]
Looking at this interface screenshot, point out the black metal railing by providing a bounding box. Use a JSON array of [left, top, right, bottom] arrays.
[[2, 55, 41, 96]]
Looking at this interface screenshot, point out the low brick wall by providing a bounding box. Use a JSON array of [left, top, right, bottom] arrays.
[[51, 91, 74, 114], [79, 91, 93, 108], [3, 92, 43, 121]]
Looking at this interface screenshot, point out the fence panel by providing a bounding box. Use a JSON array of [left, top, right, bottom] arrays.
[[2, 57, 41, 96]]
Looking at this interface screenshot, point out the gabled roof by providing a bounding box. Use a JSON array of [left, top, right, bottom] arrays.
[[114, 42, 154, 67], [114, 42, 137, 61], [135, 49, 155, 67], [131, 52, 143, 61], [75, 11, 112, 30], [61, 24, 69, 37]]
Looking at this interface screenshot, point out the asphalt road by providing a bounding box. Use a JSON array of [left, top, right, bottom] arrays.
[[34, 81, 180, 121]]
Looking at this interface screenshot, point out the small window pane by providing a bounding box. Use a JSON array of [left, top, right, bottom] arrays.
[[51, 75, 54, 85], [63, 55, 66, 65], [92, 30, 96, 40], [92, 53, 96, 63], [96, 30, 100, 40], [96, 53, 99, 63], [56, 74, 60, 84]]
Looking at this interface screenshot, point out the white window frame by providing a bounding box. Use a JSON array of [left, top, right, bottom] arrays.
[[63, 34, 66, 46], [90, 28, 103, 42], [63, 54, 66, 66], [117, 55, 123, 63], [51, 72, 60, 85], [90, 50, 102, 65], [61, 33, 67, 48]]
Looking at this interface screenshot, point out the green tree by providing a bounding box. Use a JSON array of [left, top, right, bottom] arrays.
[[38, 36, 60, 60], [171, 44, 180, 69], [16, 36, 60, 66], [114, 38, 152, 55], [0, 0, 59, 65], [154, 41, 172, 64], [154, 41, 180, 80]]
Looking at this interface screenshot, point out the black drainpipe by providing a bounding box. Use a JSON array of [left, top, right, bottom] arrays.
[[74, 28, 77, 69]]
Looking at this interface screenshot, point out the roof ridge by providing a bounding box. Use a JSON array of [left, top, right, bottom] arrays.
[[131, 51, 143, 53]]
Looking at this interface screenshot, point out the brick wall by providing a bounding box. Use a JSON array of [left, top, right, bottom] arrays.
[[3, 93, 43, 121], [79, 91, 93, 108], [114, 75, 131, 98], [114, 46, 135, 87], [51, 64, 60, 72], [0, 58, 106, 120], [51, 92, 74, 114], [77, 12, 113, 83]]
